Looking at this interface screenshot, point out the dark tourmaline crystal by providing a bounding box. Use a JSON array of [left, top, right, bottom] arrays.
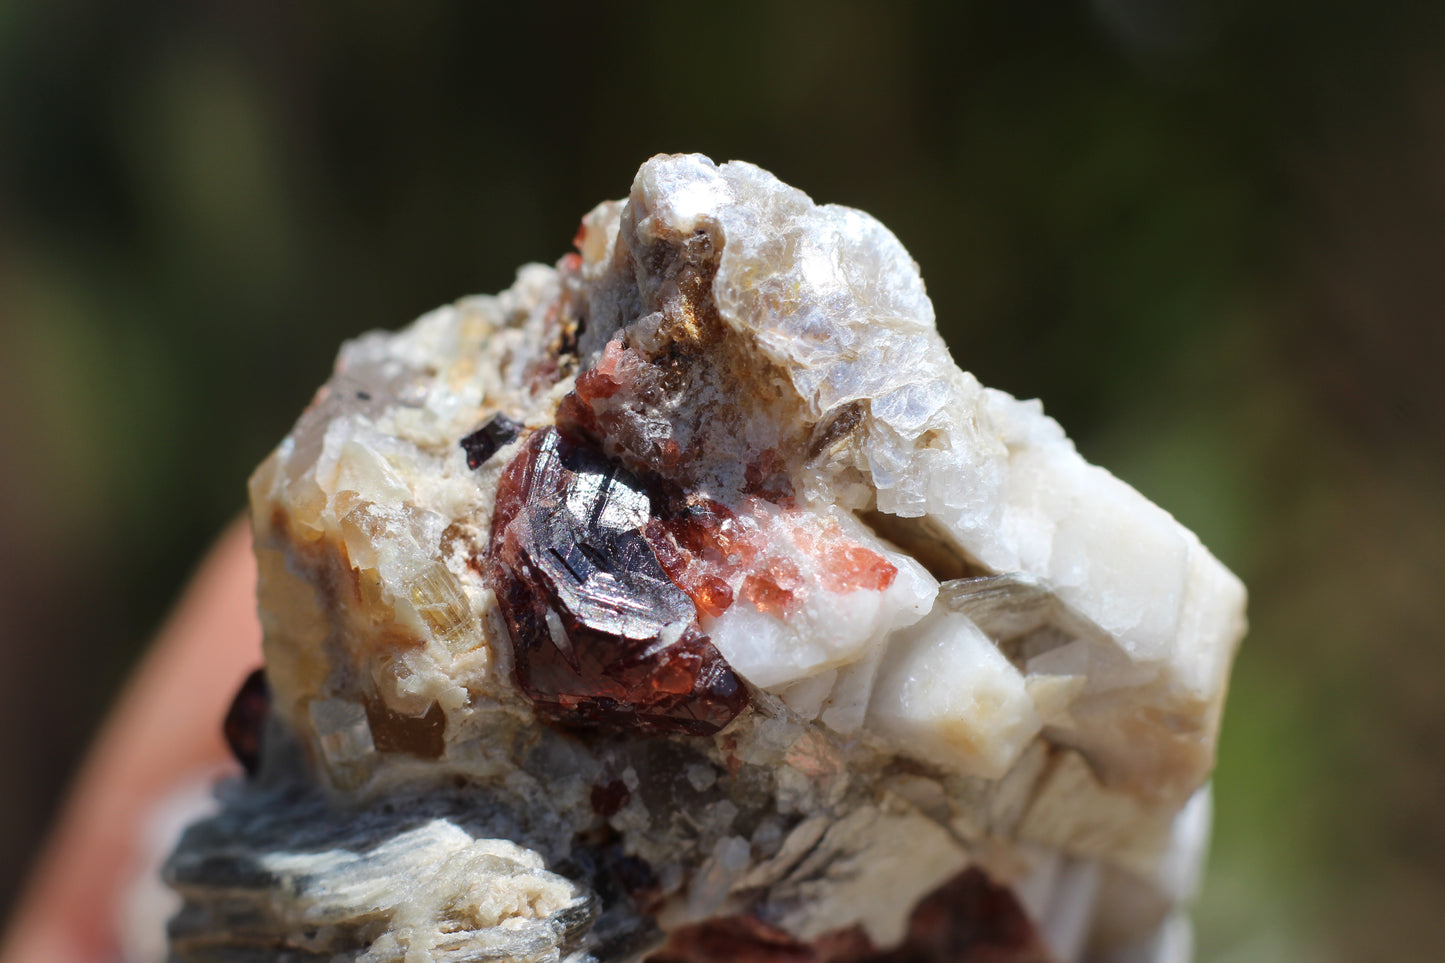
[[649, 869, 1053, 963], [460, 412, 524, 469], [485, 428, 748, 734]]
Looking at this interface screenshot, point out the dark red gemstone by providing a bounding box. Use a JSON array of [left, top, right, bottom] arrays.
[[223, 667, 270, 777], [485, 428, 749, 735], [646, 868, 1052, 963], [590, 778, 631, 817]]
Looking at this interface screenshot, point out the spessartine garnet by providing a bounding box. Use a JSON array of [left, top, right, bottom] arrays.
[[223, 667, 270, 777], [648, 868, 1051, 963], [484, 427, 748, 734]]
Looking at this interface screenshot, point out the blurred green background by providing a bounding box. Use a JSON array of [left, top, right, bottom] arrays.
[[2, 2, 1442, 960]]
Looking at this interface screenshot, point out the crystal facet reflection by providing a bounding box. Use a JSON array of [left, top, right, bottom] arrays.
[[485, 428, 748, 734]]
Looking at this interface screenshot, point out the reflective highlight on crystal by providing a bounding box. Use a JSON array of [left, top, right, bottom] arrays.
[[485, 428, 748, 734]]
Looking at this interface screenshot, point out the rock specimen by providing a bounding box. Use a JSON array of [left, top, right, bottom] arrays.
[[164, 154, 1246, 963]]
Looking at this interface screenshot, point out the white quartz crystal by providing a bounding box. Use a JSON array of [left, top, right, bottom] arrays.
[[167, 154, 1246, 963]]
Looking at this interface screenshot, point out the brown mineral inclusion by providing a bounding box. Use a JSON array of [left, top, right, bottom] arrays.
[[485, 427, 748, 734]]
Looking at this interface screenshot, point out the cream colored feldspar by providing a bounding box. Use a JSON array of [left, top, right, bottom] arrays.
[[172, 153, 1245, 963]]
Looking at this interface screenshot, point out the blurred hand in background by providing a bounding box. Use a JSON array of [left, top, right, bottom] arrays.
[[0, 524, 260, 963]]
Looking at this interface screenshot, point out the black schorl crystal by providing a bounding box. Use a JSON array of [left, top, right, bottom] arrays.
[[485, 428, 748, 735], [460, 412, 523, 469]]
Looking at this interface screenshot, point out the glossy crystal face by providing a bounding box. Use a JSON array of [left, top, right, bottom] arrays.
[[484, 428, 748, 734]]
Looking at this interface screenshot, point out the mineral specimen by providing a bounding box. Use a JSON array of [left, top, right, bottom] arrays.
[[486, 427, 748, 734], [163, 154, 1246, 963]]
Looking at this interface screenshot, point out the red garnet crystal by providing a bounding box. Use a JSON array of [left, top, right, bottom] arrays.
[[485, 428, 748, 734], [460, 412, 523, 470], [223, 667, 270, 777], [649, 868, 1052, 963]]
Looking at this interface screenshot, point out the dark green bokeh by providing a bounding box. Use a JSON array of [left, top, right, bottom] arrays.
[[2, 2, 1443, 959]]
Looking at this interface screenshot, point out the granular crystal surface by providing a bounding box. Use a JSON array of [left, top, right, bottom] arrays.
[[162, 154, 1246, 963]]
